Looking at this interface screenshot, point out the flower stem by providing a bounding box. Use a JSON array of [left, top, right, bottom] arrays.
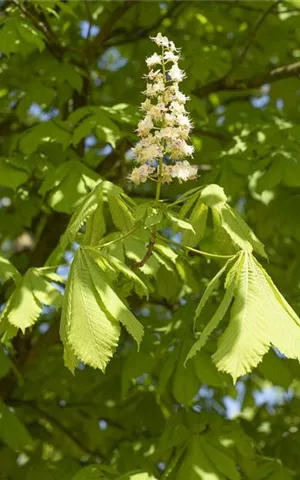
[[133, 47, 167, 269], [155, 157, 163, 205]]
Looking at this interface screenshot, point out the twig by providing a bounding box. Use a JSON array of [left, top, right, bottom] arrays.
[[132, 228, 156, 269], [193, 1, 300, 98], [87, 1, 137, 54], [106, 2, 185, 48], [13, 0, 63, 60], [96, 138, 132, 177], [193, 128, 231, 143], [221, 0, 285, 15], [8, 399, 104, 459], [194, 59, 300, 97], [226, 0, 281, 79]]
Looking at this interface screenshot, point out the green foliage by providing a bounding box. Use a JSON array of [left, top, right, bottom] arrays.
[[188, 251, 300, 382], [60, 247, 143, 373], [0, 401, 32, 450], [39, 160, 99, 214], [1, 1, 300, 479], [0, 267, 62, 338]]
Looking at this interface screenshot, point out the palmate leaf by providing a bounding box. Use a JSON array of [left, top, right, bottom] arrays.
[[177, 435, 240, 480], [0, 401, 32, 451], [60, 181, 103, 248], [39, 160, 99, 214], [193, 254, 239, 330], [166, 211, 195, 232], [0, 268, 62, 334], [98, 252, 148, 298], [159, 339, 226, 405], [193, 350, 227, 388], [178, 189, 208, 247], [70, 107, 122, 148], [60, 180, 122, 248], [83, 193, 106, 246], [186, 254, 243, 364], [197, 184, 267, 258], [60, 249, 121, 372], [0, 158, 29, 191], [0, 255, 21, 284], [87, 251, 143, 345], [18, 120, 71, 156], [60, 259, 80, 373], [172, 346, 200, 405], [256, 458, 293, 480], [182, 199, 208, 247], [70, 465, 109, 480], [108, 193, 135, 232], [61, 248, 143, 372], [117, 473, 158, 480], [212, 253, 300, 382], [0, 348, 11, 379], [212, 253, 271, 381], [179, 191, 201, 219], [215, 203, 267, 259], [202, 437, 240, 480]]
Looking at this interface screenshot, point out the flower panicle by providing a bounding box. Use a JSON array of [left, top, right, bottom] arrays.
[[128, 33, 198, 186]]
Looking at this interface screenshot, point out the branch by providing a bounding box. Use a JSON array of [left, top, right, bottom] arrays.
[[220, 0, 284, 15], [87, 1, 137, 54], [106, 2, 185, 48], [226, 0, 281, 79], [192, 1, 300, 98], [194, 60, 300, 97], [96, 137, 132, 178], [13, 0, 64, 60], [8, 399, 105, 459], [193, 128, 232, 143]]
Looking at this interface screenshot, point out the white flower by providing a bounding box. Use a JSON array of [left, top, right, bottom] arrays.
[[129, 164, 155, 185], [170, 101, 186, 115], [168, 139, 194, 159], [146, 52, 161, 67], [164, 51, 179, 63], [137, 115, 153, 136], [133, 136, 163, 164], [174, 89, 189, 103], [168, 40, 178, 52], [164, 113, 176, 126], [183, 144, 194, 156], [161, 164, 173, 184], [145, 80, 165, 97], [141, 98, 152, 111], [147, 69, 163, 81], [143, 143, 163, 162], [168, 64, 185, 83], [171, 161, 198, 182], [149, 103, 165, 121], [150, 32, 169, 48], [155, 126, 177, 140], [176, 114, 192, 130], [144, 83, 156, 97], [129, 33, 197, 186]]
